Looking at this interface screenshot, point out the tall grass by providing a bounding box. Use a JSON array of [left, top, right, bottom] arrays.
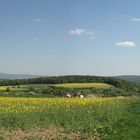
[[0, 97, 135, 139]]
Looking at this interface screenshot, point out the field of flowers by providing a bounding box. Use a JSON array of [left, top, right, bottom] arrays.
[[0, 86, 27, 91], [0, 86, 8, 90], [0, 97, 139, 139], [52, 83, 111, 88]]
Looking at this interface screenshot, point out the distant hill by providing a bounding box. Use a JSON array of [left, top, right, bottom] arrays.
[[115, 75, 140, 83], [0, 75, 139, 95], [0, 73, 41, 79]]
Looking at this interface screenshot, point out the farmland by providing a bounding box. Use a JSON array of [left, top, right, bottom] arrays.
[[0, 83, 110, 91], [0, 76, 140, 139], [0, 75, 140, 97], [0, 86, 27, 91], [0, 83, 113, 98], [0, 97, 139, 139], [52, 83, 111, 88]]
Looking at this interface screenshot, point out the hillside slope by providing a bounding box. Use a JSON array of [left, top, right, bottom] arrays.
[[116, 75, 140, 83]]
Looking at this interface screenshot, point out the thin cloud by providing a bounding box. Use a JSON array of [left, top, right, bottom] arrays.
[[115, 41, 136, 48], [69, 28, 96, 40], [131, 18, 140, 22], [69, 28, 86, 36], [34, 18, 41, 22]]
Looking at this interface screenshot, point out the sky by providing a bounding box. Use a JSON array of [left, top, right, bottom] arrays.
[[0, 0, 140, 76]]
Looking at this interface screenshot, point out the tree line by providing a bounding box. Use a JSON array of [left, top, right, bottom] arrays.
[[0, 75, 140, 93]]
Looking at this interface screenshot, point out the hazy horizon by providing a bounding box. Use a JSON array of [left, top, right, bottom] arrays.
[[1, 72, 140, 78], [1, 0, 140, 76]]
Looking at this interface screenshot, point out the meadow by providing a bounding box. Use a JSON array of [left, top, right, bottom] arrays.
[[0, 97, 139, 139]]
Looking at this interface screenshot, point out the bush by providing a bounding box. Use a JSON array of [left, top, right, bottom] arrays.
[[28, 87, 35, 92], [5, 87, 10, 92]]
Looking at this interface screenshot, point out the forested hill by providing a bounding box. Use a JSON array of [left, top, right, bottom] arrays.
[[116, 75, 140, 83], [0, 75, 140, 93]]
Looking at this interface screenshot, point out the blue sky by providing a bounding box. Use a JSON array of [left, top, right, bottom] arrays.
[[0, 0, 140, 76]]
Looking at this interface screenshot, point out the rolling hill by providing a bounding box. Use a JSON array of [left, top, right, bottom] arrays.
[[115, 75, 140, 83], [0, 73, 40, 79]]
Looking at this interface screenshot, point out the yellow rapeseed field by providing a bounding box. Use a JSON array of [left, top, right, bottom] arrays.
[[52, 83, 111, 88], [0, 86, 8, 90], [0, 97, 114, 114], [0, 97, 126, 119], [0, 97, 135, 139]]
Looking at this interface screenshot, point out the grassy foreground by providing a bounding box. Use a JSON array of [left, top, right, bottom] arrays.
[[0, 97, 139, 139]]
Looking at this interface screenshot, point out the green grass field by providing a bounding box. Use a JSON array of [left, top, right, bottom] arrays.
[[0, 86, 27, 91], [0, 97, 139, 139], [52, 83, 111, 88]]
